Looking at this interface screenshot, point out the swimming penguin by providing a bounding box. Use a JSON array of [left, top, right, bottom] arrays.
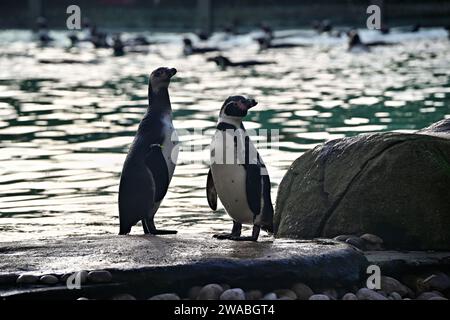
[[183, 38, 219, 55], [206, 96, 274, 241], [256, 37, 309, 51], [347, 31, 370, 52], [207, 55, 275, 70], [34, 16, 54, 45], [118, 67, 178, 235], [347, 30, 396, 52], [112, 33, 125, 56]]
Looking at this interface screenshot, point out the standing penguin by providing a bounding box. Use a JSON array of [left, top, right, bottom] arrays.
[[119, 67, 178, 235], [206, 96, 274, 241]]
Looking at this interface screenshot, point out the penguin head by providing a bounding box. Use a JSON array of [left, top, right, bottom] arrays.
[[207, 56, 230, 69], [347, 30, 361, 47], [183, 38, 193, 47], [219, 95, 258, 120], [149, 67, 177, 92]]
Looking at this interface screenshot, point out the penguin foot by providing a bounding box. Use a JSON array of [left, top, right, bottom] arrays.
[[213, 233, 234, 240], [214, 225, 260, 241], [228, 236, 258, 242], [213, 234, 258, 241], [151, 229, 178, 235]]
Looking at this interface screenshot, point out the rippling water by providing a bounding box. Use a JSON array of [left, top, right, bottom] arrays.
[[0, 29, 449, 242]]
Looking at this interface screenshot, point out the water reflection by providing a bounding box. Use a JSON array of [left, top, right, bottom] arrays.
[[0, 29, 449, 241]]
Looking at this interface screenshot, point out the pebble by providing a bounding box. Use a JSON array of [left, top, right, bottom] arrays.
[[360, 233, 383, 245], [262, 293, 277, 300], [342, 293, 358, 300], [197, 284, 224, 300], [278, 296, 294, 300], [416, 291, 444, 300], [422, 273, 450, 292], [87, 270, 112, 283], [380, 276, 410, 297], [291, 282, 314, 300], [149, 293, 180, 300], [40, 275, 59, 285], [274, 289, 297, 300], [345, 236, 366, 250], [187, 286, 202, 300], [309, 294, 330, 300], [245, 290, 263, 300], [389, 292, 402, 300], [356, 288, 388, 300], [112, 293, 136, 300], [0, 274, 18, 285], [429, 296, 448, 300], [220, 288, 246, 300], [16, 274, 39, 284]]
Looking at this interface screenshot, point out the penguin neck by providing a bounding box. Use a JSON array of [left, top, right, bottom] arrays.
[[218, 115, 243, 129], [147, 86, 172, 117]]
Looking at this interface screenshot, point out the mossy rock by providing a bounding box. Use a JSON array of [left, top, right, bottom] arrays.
[[275, 119, 450, 250]]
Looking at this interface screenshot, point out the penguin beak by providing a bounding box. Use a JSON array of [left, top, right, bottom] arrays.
[[168, 68, 177, 78], [246, 98, 258, 109]]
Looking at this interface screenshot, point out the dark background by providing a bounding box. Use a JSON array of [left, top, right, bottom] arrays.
[[0, 0, 449, 31]]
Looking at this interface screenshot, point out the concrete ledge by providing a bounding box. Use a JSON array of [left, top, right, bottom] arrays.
[[0, 235, 368, 298]]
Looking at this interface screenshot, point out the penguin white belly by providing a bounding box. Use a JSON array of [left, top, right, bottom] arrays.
[[161, 116, 178, 180], [211, 163, 254, 225], [150, 116, 178, 216]]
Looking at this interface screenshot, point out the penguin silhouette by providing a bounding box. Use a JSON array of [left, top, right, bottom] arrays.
[[119, 67, 178, 235]]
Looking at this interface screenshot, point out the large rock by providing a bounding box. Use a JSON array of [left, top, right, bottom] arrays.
[[275, 120, 450, 250]]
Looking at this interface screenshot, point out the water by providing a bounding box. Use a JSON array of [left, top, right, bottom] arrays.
[[0, 29, 449, 242]]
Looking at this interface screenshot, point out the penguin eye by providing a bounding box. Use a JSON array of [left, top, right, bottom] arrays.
[[154, 71, 161, 77]]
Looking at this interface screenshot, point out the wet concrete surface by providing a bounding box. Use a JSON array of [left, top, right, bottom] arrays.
[[0, 234, 367, 298], [0, 234, 364, 273]]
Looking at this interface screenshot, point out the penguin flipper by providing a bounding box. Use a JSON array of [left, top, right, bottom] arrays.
[[260, 175, 274, 233], [144, 144, 169, 202], [206, 169, 218, 211], [245, 164, 262, 217], [246, 159, 274, 234]]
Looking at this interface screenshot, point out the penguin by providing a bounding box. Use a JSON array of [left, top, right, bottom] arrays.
[[256, 37, 309, 51], [35, 16, 54, 45], [118, 67, 178, 235], [347, 31, 370, 52], [347, 30, 396, 52], [183, 38, 219, 56], [206, 96, 274, 241], [112, 33, 125, 56], [207, 55, 275, 70]]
